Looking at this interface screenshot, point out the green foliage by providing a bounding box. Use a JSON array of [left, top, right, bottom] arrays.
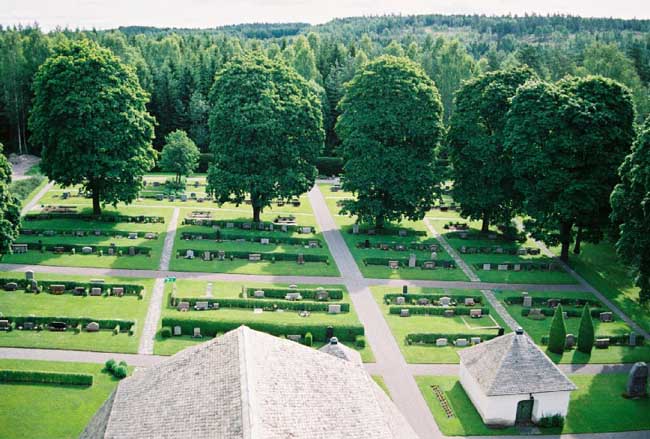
[[389, 306, 489, 316], [577, 305, 595, 354], [336, 55, 444, 227], [355, 335, 366, 348], [547, 304, 567, 354], [0, 369, 93, 386], [113, 366, 128, 379], [160, 129, 200, 183], [448, 68, 535, 231], [9, 175, 45, 201], [405, 333, 500, 344], [160, 326, 172, 338], [304, 331, 313, 346], [104, 359, 116, 372], [29, 39, 156, 215], [0, 144, 21, 253], [207, 53, 324, 222], [538, 414, 565, 429], [315, 156, 344, 176], [611, 120, 650, 302]]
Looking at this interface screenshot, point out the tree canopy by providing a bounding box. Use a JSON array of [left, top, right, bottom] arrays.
[[206, 53, 324, 221], [160, 129, 200, 183], [0, 143, 20, 253], [448, 67, 535, 232], [611, 119, 650, 302], [29, 39, 156, 215], [506, 76, 635, 261], [336, 55, 444, 227]]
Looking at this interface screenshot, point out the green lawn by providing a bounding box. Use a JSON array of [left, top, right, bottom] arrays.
[[371, 286, 510, 363], [0, 359, 121, 439], [0, 271, 153, 353], [498, 290, 650, 364], [372, 375, 390, 397], [554, 241, 650, 334], [319, 184, 468, 281], [154, 279, 373, 361], [416, 374, 650, 435], [3, 205, 172, 270]]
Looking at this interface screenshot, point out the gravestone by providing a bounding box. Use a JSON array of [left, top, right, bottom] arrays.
[[523, 295, 533, 308], [422, 261, 435, 269], [600, 312, 613, 322], [547, 299, 560, 308], [565, 333, 576, 349], [156, 194, 164, 201], [482, 263, 491, 271], [396, 296, 406, 305], [73, 286, 85, 296], [180, 194, 187, 202], [430, 252, 437, 260], [439, 297, 451, 306], [23, 322, 34, 330], [29, 279, 39, 292], [193, 327, 201, 338], [400, 309, 410, 317], [4, 282, 17, 291], [464, 298, 475, 306], [203, 251, 211, 261], [177, 301, 190, 312], [626, 362, 648, 397], [308, 240, 318, 248], [408, 254, 417, 268], [517, 248, 528, 256], [301, 227, 312, 234], [402, 285, 408, 295], [328, 304, 341, 314], [352, 224, 359, 234], [444, 309, 455, 317], [260, 238, 270, 245], [513, 264, 522, 272], [315, 290, 329, 301], [249, 253, 261, 262], [217, 250, 226, 260], [498, 264, 509, 271], [287, 335, 302, 342], [456, 338, 468, 347], [470, 309, 482, 318], [185, 249, 195, 259], [417, 298, 430, 306], [436, 338, 447, 347], [25, 270, 34, 281], [242, 223, 251, 230], [173, 326, 182, 336], [107, 247, 115, 256], [90, 287, 102, 296], [595, 338, 610, 349], [11, 244, 28, 254], [281, 225, 288, 232], [128, 232, 137, 240], [86, 322, 100, 332], [113, 287, 124, 297], [195, 301, 209, 311], [388, 260, 399, 269], [127, 246, 135, 256], [297, 254, 305, 265], [286, 292, 302, 301], [528, 308, 543, 318], [81, 246, 93, 254], [253, 290, 265, 298], [50, 284, 65, 294], [168, 195, 175, 202], [470, 337, 481, 345]]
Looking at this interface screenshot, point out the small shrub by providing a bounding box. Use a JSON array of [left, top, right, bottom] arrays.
[[113, 324, 120, 335], [160, 326, 172, 338], [304, 332, 313, 347], [105, 359, 116, 373], [538, 414, 564, 428], [113, 365, 128, 379], [355, 335, 366, 348]]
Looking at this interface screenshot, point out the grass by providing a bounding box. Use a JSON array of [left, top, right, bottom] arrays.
[[0, 359, 122, 439], [371, 286, 511, 363], [0, 271, 153, 353], [10, 176, 47, 202], [319, 184, 469, 281], [2, 205, 172, 270], [416, 374, 650, 435], [497, 290, 650, 364], [153, 279, 373, 362], [372, 375, 390, 397]]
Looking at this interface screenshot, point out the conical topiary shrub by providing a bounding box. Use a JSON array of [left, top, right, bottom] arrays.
[[548, 304, 567, 354], [577, 305, 595, 354]]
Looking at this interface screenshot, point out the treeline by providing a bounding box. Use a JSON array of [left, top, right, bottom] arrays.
[[1, 14, 650, 155]]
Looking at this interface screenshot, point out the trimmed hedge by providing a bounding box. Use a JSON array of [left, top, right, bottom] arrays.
[[178, 249, 329, 264], [475, 262, 560, 271], [24, 213, 164, 223], [182, 218, 306, 233], [541, 333, 645, 346], [5, 316, 135, 332], [21, 242, 152, 256], [383, 293, 482, 305], [0, 278, 144, 295], [405, 333, 501, 345], [363, 257, 455, 269], [20, 229, 158, 239], [355, 335, 366, 348], [506, 296, 603, 308], [161, 317, 363, 342], [316, 156, 344, 176], [388, 306, 489, 316], [245, 287, 344, 301], [348, 226, 427, 237], [169, 296, 349, 313], [521, 307, 607, 318], [181, 231, 320, 247], [0, 369, 93, 386]]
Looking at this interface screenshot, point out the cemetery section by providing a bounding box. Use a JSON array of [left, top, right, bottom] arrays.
[[0, 271, 153, 353], [154, 279, 372, 361], [498, 290, 650, 364], [371, 286, 510, 363], [0, 359, 124, 439], [416, 374, 650, 435], [320, 183, 469, 281], [171, 206, 339, 276]]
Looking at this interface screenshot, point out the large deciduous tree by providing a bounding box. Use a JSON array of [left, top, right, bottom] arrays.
[[0, 143, 20, 253], [206, 54, 324, 222], [160, 129, 200, 184], [448, 67, 535, 232], [610, 120, 650, 302], [29, 39, 156, 215], [336, 55, 444, 228], [506, 76, 635, 262]]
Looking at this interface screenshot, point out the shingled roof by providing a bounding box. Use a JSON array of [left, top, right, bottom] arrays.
[[80, 326, 418, 439], [458, 331, 577, 396], [318, 336, 363, 365]]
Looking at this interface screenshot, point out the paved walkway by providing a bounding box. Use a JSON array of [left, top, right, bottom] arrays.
[[423, 218, 479, 282], [20, 180, 53, 216]]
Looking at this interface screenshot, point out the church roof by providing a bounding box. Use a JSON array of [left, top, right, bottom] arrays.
[[80, 326, 417, 439], [458, 331, 577, 396], [318, 336, 363, 365]]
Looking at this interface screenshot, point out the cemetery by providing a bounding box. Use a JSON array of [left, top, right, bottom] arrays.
[[371, 286, 509, 363], [0, 359, 125, 439], [155, 279, 371, 360], [0, 272, 152, 353], [499, 290, 650, 363], [172, 206, 338, 276]]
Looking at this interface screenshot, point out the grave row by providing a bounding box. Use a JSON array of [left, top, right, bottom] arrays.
[[522, 307, 610, 319], [182, 218, 311, 233], [406, 332, 502, 346], [506, 295, 603, 308], [363, 256, 455, 270], [540, 332, 644, 348], [348, 224, 427, 237], [390, 305, 489, 317], [170, 296, 349, 314], [20, 229, 159, 240], [181, 231, 320, 247], [244, 286, 344, 301], [11, 243, 152, 257], [0, 316, 135, 335], [475, 262, 558, 271], [459, 245, 531, 255], [1, 275, 144, 297], [177, 249, 329, 264], [24, 212, 165, 223], [384, 294, 483, 306], [356, 240, 440, 252]]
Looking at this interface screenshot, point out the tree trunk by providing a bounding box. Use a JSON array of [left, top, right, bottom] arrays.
[[375, 215, 385, 229], [92, 187, 101, 216], [573, 226, 583, 255], [252, 204, 261, 222], [559, 221, 572, 263], [481, 213, 490, 233]]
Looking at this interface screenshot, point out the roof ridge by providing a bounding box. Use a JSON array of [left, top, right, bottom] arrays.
[[238, 326, 254, 439], [486, 334, 516, 395]]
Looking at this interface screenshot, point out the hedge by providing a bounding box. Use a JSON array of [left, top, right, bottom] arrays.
[[521, 307, 608, 318], [181, 231, 320, 247], [169, 296, 350, 313], [161, 317, 363, 342], [20, 229, 158, 239], [245, 287, 344, 301], [316, 156, 344, 176], [23, 213, 164, 223], [405, 333, 501, 345], [348, 226, 427, 237], [388, 305, 489, 316], [383, 293, 482, 305], [506, 296, 603, 308], [181, 218, 306, 233], [540, 333, 645, 346], [5, 316, 135, 332], [0, 369, 93, 386], [177, 249, 329, 264], [20, 242, 152, 256], [0, 278, 144, 295], [363, 257, 455, 269], [474, 262, 560, 271]]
